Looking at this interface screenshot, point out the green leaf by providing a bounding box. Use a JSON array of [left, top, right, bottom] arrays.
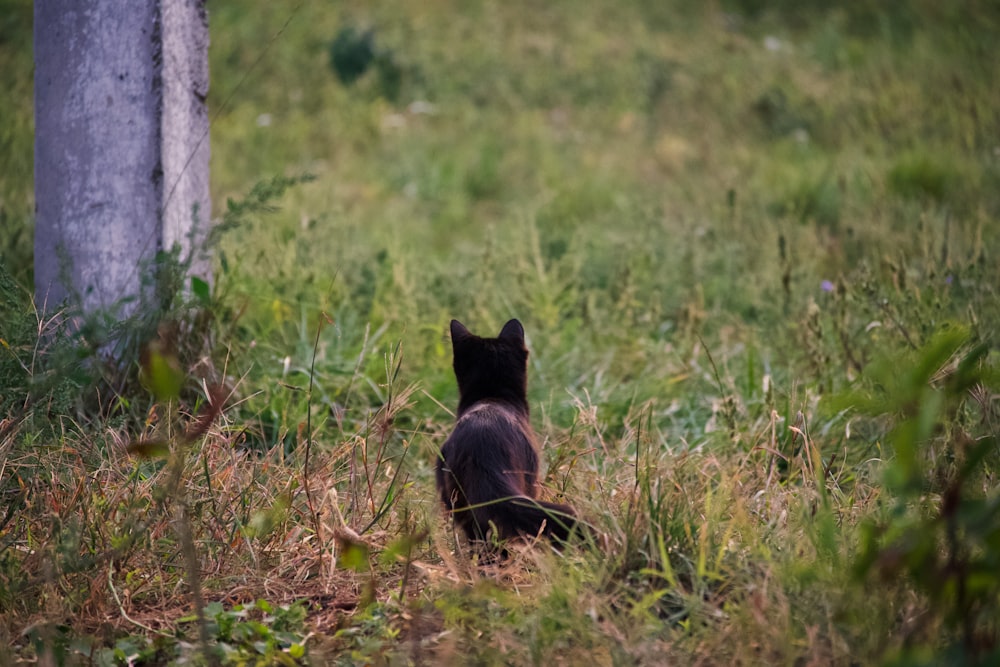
[[907, 325, 966, 389], [245, 497, 290, 539], [92, 647, 117, 667], [205, 600, 226, 617], [378, 530, 428, 567], [126, 439, 170, 459], [191, 276, 211, 303], [68, 637, 95, 656], [336, 536, 370, 572], [140, 345, 184, 401]]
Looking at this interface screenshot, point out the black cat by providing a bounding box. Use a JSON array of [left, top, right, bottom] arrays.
[[436, 319, 578, 544]]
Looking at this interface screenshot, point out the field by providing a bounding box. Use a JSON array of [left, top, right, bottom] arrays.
[[2, 1, 1000, 664]]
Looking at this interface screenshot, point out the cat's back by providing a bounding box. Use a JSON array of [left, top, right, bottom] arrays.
[[445, 399, 534, 452], [457, 400, 524, 426], [440, 398, 539, 501]]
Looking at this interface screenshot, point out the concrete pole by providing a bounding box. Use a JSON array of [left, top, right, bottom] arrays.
[[34, 0, 210, 315]]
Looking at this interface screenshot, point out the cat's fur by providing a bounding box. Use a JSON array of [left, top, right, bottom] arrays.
[[436, 318, 578, 544]]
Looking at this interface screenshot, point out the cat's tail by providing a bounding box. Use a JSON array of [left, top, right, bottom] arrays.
[[465, 496, 581, 543]]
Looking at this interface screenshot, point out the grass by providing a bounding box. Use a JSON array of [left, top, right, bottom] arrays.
[[2, 0, 1000, 664]]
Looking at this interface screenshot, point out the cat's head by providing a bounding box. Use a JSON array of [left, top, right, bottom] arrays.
[[450, 319, 529, 413]]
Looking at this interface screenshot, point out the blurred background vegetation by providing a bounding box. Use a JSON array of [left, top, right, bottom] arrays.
[[1, 0, 999, 664]]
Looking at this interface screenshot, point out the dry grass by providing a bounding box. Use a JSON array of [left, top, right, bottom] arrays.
[[2, 0, 999, 663]]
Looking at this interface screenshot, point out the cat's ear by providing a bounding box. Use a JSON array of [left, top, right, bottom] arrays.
[[450, 320, 473, 346], [498, 319, 525, 344]]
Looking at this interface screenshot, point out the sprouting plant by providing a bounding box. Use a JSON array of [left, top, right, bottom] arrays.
[[130, 335, 228, 661], [182, 599, 310, 663], [845, 325, 1000, 663]]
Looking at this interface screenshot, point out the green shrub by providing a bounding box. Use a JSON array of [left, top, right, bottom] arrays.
[[888, 151, 962, 203], [846, 327, 1000, 663]]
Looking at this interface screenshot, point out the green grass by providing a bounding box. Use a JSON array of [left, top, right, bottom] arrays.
[[2, 0, 1000, 664]]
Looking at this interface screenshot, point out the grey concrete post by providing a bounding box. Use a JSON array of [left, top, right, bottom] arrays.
[[34, 0, 210, 315]]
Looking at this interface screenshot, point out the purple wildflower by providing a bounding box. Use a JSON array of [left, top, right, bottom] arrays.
[[821, 280, 835, 293]]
